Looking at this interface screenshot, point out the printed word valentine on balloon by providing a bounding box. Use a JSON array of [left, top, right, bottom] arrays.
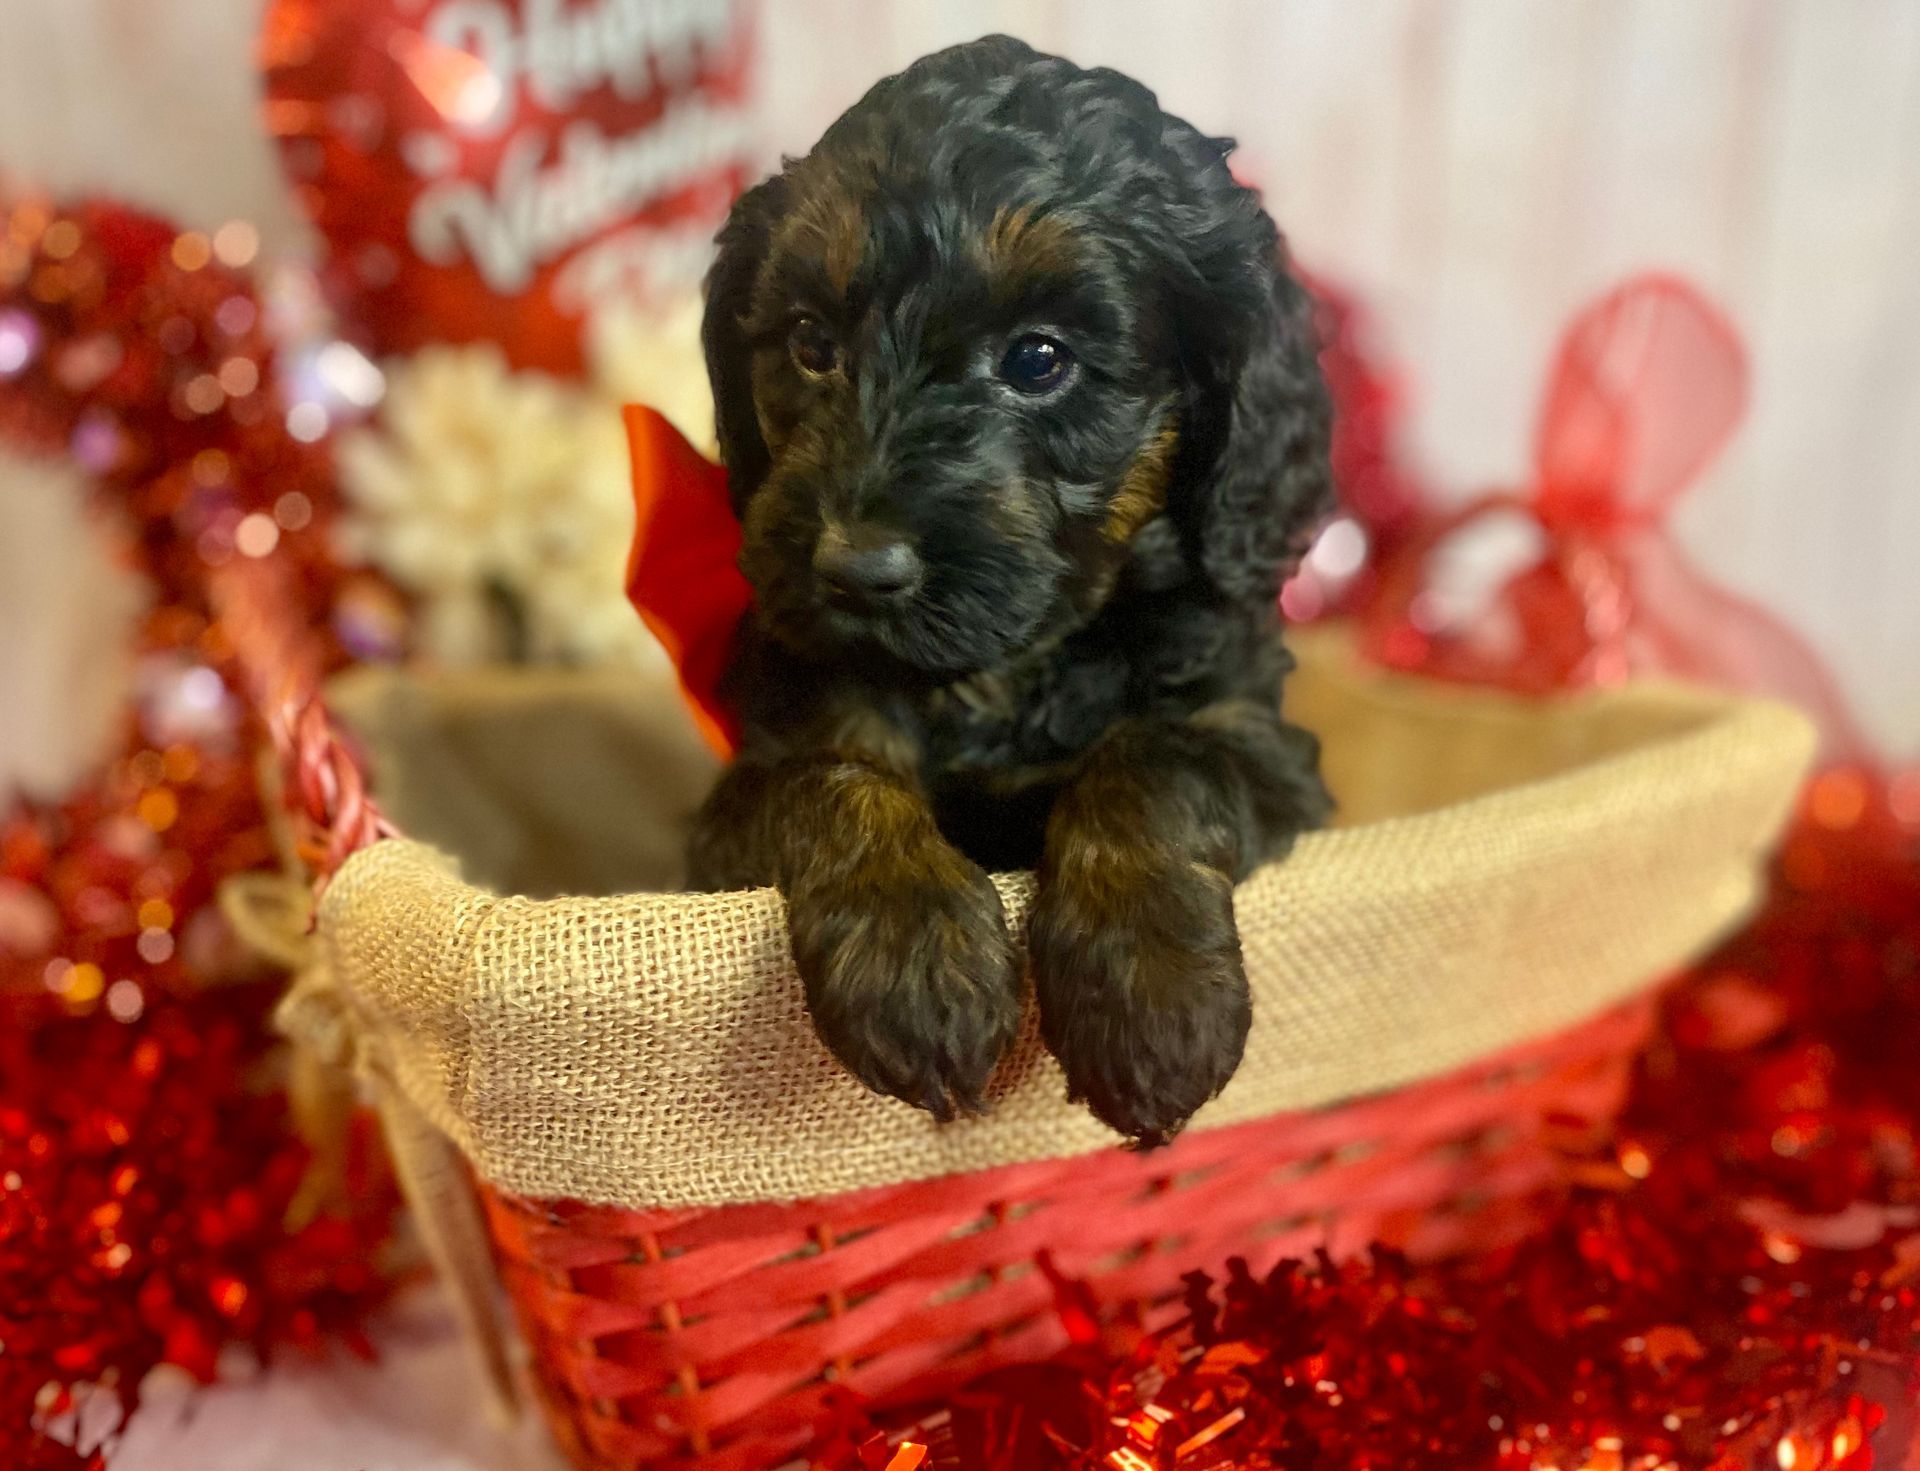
[[263, 0, 755, 375], [406, 94, 749, 296]]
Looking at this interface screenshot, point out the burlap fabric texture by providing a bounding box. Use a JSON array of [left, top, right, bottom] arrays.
[[270, 628, 1814, 1213]]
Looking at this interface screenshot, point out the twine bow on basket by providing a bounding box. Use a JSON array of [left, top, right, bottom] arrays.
[[1360, 273, 1868, 763], [212, 556, 401, 1223]]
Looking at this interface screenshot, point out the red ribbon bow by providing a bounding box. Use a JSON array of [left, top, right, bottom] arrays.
[[622, 404, 749, 761], [1361, 273, 1867, 762]]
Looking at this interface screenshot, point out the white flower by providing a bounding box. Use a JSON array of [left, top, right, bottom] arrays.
[[337, 292, 718, 668], [338, 334, 663, 666]]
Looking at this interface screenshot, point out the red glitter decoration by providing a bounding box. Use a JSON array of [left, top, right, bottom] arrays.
[[0, 991, 391, 1469], [0, 195, 394, 1468], [0, 199, 345, 631], [0, 191, 354, 1018], [821, 777, 1920, 1470]]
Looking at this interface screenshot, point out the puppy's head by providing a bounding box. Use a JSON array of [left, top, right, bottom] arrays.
[[705, 35, 1330, 677]]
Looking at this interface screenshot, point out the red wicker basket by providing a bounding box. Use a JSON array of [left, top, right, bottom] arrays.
[[220, 562, 1809, 1471], [479, 999, 1651, 1471]]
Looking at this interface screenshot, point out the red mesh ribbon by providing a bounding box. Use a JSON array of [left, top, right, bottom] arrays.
[[1360, 273, 1869, 761], [623, 404, 749, 761]]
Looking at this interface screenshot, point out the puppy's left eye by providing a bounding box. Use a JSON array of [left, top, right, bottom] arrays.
[[999, 334, 1074, 395], [788, 317, 840, 377]]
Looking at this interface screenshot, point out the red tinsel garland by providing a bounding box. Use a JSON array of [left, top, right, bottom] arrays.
[[825, 776, 1920, 1471], [0, 196, 396, 1468], [0, 991, 390, 1467]]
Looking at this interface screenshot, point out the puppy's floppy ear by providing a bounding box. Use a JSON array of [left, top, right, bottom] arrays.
[[1152, 128, 1333, 605], [703, 173, 789, 513]]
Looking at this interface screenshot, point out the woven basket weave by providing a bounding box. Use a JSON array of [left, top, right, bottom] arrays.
[[266, 627, 1812, 1470]]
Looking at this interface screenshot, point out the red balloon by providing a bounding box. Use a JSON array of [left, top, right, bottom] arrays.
[[260, 0, 756, 375]]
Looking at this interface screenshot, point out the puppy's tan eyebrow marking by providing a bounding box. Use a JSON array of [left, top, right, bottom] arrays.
[[767, 192, 867, 303], [820, 198, 865, 296], [980, 204, 1078, 295], [1103, 422, 1180, 544]]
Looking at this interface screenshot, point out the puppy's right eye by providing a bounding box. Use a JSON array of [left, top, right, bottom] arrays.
[[999, 333, 1074, 395], [788, 317, 840, 377]]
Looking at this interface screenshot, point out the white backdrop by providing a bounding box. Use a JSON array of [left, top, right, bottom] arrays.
[[1, 0, 1917, 794]]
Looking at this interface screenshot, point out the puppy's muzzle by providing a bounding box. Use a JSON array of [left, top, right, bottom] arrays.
[[813, 524, 924, 611]]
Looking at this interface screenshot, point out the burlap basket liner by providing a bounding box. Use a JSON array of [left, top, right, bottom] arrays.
[[279, 628, 1813, 1212]]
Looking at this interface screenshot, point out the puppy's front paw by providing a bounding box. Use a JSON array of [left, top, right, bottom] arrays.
[[788, 842, 1020, 1120], [1029, 848, 1250, 1147]]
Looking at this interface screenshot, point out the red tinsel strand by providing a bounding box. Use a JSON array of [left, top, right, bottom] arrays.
[[0, 993, 392, 1470], [0, 198, 348, 643]]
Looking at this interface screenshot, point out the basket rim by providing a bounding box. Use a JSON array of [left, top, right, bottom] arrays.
[[297, 641, 1814, 1209], [322, 630, 1809, 917]]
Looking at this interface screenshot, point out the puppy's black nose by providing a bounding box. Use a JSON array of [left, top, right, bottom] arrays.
[[813, 526, 923, 607]]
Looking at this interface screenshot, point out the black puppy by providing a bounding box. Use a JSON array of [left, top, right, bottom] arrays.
[[686, 35, 1333, 1145]]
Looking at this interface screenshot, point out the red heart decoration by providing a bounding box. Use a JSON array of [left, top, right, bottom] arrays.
[[260, 0, 756, 375]]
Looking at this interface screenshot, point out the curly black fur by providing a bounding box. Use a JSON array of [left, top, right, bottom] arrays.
[[686, 35, 1334, 1143]]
